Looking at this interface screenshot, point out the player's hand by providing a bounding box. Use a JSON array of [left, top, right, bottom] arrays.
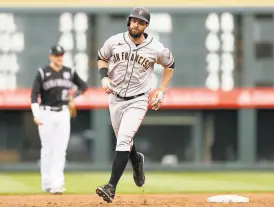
[[151, 89, 165, 111], [101, 77, 113, 94], [34, 116, 43, 125]]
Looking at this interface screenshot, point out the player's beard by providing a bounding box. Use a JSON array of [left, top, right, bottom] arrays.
[[128, 28, 143, 39]]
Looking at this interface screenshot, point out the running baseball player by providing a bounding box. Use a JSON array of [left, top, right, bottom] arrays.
[[96, 7, 175, 203], [30, 45, 88, 194]]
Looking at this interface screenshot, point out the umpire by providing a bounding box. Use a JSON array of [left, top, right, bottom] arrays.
[[30, 45, 88, 194]]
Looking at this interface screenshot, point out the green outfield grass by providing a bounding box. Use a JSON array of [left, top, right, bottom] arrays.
[[1, 171, 274, 195]]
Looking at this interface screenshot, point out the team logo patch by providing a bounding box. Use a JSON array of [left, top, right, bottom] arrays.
[[56, 45, 62, 52], [63, 72, 70, 79], [139, 10, 144, 15]]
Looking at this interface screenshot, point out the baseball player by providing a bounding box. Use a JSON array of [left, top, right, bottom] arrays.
[[96, 7, 175, 203], [30, 45, 88, 194]]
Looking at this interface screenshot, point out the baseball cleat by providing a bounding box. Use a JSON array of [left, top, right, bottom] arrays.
[[96, 183, 115, 203], [132, 152, 145, 187], [43, 188, 51, 193], [51, 191, 63, 195], [49, 187, 65, 195]]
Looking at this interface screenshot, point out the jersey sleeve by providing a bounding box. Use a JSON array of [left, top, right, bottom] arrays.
[[157, 47, 175, 68], [72, 69, 88, 92], [31, 68, 43, 103], [98, 37, 113, 62]]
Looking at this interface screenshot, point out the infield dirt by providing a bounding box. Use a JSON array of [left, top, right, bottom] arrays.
[[0, 193, 273, 207]]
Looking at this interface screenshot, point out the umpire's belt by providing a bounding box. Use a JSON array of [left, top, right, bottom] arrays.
[[115, 93, 145, 101], [42, 105, 67, 112]]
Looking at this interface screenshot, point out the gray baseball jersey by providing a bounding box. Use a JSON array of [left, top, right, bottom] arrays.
[[98, 31, 174, 97], [98, 31, 174, 151]]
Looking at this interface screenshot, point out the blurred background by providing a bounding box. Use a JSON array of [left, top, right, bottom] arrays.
[[0, 0, 274, 173]]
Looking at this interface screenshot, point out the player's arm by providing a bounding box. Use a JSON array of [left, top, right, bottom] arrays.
[[98, 57, 109, 79], [97, 37, 112, 77], [159, 63, 175, 92], [152, 48, 175, 110], [158, 48, 175, 91], [30, 69, 43, 125], [71, 70, 89, 99], [97, 38, 113, 94], [69, 71, 88, 117]]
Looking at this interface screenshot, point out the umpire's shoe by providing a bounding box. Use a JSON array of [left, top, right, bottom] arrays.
[[96, 183, 115, 203], [132, 152, 145, 187]]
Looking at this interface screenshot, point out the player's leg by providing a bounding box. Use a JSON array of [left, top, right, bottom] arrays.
[[108, 100, 129, 191], [50, 109, 70, 193], [130, 144, 141, 165], [113, 96, 148, 188], [96, 95, 149, 203], [129, 143, 145, 186], [38, 109, 55, 192], [96, 97, 123, 203], [108, 95, 123, 137]]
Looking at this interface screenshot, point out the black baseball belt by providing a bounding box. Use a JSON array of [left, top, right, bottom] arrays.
[[42, 105, 67, 112], [115, 92, 145, 101]]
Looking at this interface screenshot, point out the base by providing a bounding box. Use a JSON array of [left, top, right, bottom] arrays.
[[207, 195, 249, 203]]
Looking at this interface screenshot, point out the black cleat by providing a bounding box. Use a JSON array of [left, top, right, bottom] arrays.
[[132, 152, 145, 187], [96, 183, 115, 203]]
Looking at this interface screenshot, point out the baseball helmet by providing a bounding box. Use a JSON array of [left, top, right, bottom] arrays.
[[49, 45, 65, 56], [127, 7, 150, 26]]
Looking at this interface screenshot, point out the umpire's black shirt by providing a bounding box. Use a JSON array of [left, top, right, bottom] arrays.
[[31, 66, 88, 107]]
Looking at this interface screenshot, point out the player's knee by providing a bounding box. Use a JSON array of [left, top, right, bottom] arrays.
[[116, 139, 132, 151], [53, 150, 67, 158], [41, 147, 52, 157]]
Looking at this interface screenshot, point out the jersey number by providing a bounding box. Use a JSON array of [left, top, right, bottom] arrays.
[[61, 89, 69, 101]]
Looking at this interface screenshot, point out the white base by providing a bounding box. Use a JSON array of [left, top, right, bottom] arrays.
[[207, 195, 249, 203]]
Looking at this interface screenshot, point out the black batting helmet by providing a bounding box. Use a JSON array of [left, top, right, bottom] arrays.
[[127, 7, 150, 27]]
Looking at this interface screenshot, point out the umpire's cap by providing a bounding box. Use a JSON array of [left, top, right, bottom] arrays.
[[127, 7, 150, 26], [49, 45, 65, 56]]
